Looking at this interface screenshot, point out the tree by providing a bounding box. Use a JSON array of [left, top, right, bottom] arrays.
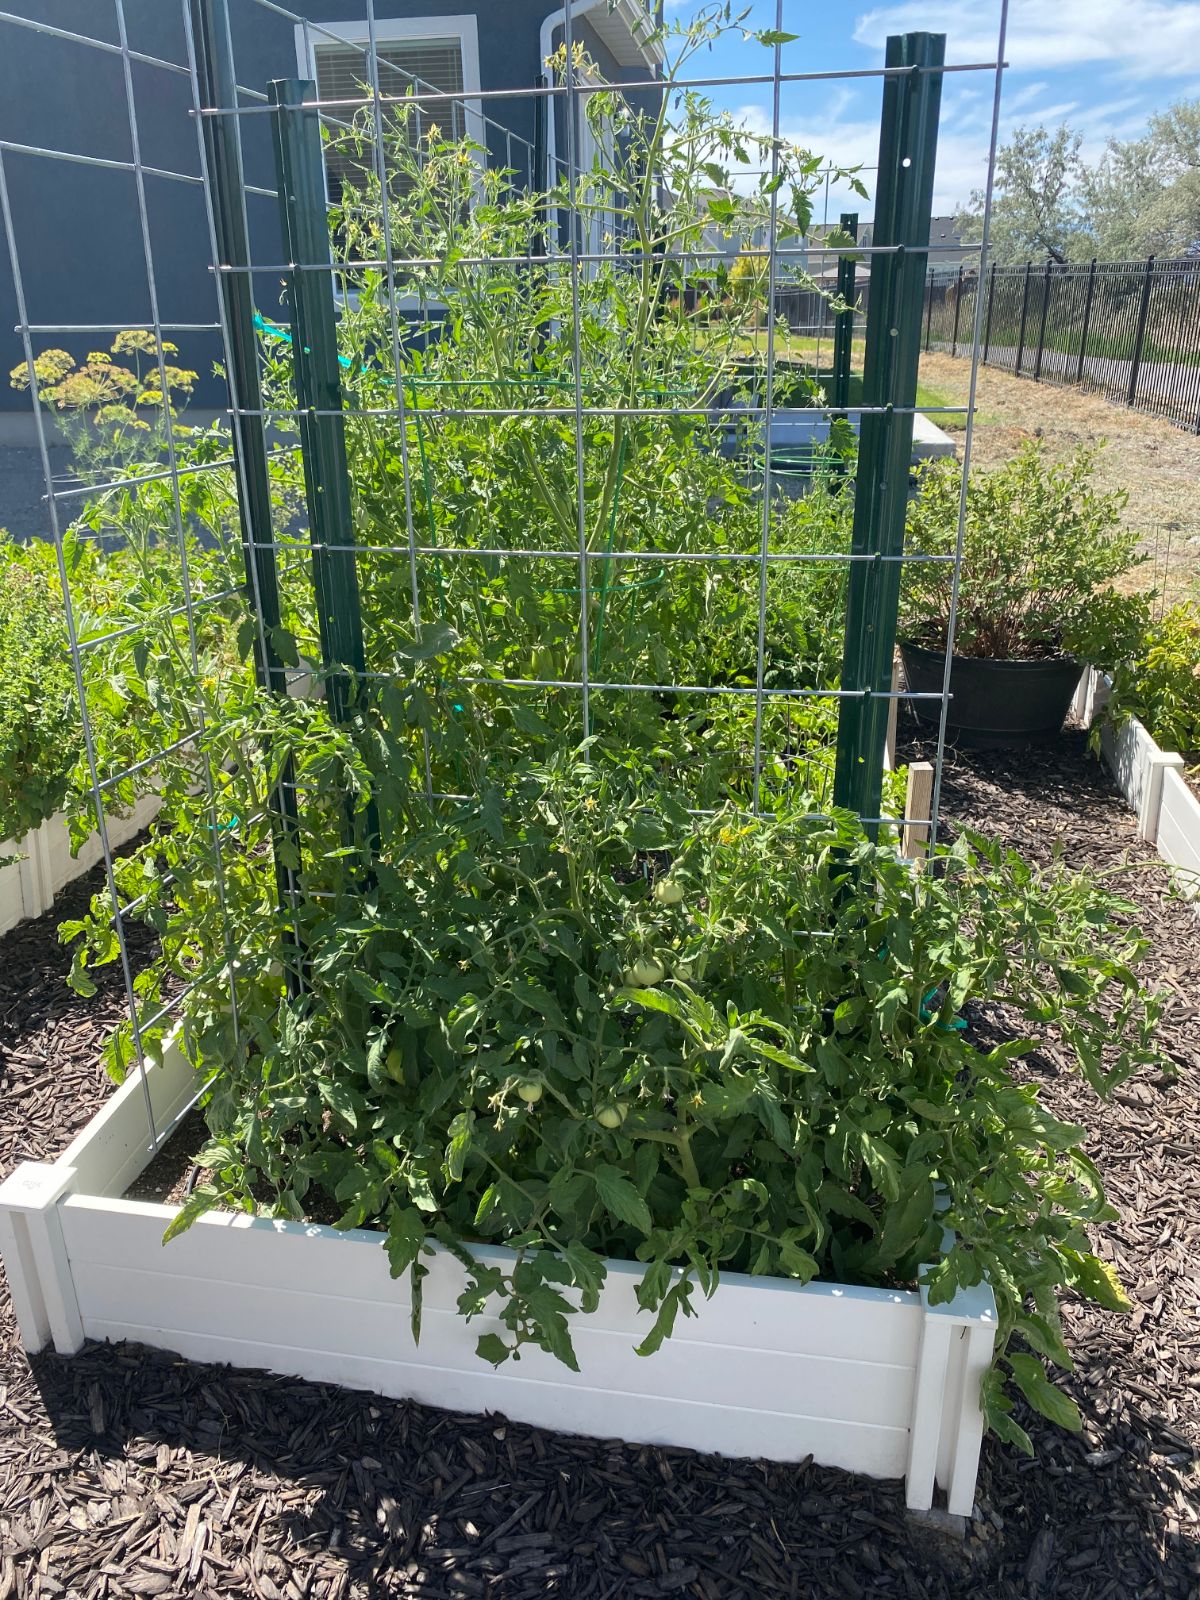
[[956, 125, 1090, 263], [1084, 100, 1200, 259]]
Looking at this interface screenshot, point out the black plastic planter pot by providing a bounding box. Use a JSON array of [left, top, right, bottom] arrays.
[[899, 641, 1085, 745]]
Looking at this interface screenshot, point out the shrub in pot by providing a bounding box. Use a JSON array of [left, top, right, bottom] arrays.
[[900, 444, 1148, 743]]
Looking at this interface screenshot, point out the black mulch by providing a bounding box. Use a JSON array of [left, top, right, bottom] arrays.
[[1, 732, 1198, 1599]]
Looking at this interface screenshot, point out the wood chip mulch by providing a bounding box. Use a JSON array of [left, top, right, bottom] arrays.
[[1, 732, 1199, 1599]]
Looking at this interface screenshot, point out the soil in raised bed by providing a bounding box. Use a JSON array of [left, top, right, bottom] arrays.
[[2, 736, 1199, 1599]]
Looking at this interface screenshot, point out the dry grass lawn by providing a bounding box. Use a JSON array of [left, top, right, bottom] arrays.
[[919, 352, 1200, 605]]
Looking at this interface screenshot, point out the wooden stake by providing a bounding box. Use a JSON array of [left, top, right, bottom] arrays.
[[903, 761, 934, 860], [884, 653, 900, 772]]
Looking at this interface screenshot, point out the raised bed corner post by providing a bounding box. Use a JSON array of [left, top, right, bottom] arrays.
[[832, 31, 944, 832], [831, 211, 858, 414], [189, 0, 305, 994], [269, 78, 379, 862]]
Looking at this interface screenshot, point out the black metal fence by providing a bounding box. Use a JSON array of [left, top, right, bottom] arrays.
[[775, 281, 869, 338], [921, 256, 1200, 430]]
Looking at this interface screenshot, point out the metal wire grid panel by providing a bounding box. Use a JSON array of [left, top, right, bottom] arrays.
[[0, 0, 1008, 1150]]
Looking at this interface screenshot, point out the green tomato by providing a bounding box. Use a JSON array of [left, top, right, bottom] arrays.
[[624, 956, 666, 987], [653, 878, 685, 906], [517, 1079, 544, 1104], [596, 1102, 629, 1130], [385, 1046, 406, 1084]]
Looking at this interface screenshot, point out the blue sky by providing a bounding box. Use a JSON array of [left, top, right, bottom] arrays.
[[661, 0, 1200, 219]]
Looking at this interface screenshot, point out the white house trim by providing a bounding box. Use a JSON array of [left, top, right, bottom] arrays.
[[294, 15, 485, 178]]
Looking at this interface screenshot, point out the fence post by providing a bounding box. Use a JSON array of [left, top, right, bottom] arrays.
[[1015, 259, 1032, 375], [950, 261, 964, 355], [1076, 256, 1097, 383], [1127, 255, 1156, 408], [924, 267, 934, 351], [833, 30, 944, 829], [269, 77, 379, 858], [1033, 258, 1053, 380], [831, 211, 858, 413], [983, 260, 996, 362]]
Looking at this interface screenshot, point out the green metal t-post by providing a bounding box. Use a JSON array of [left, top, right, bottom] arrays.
[[269, 78, 378, 857], [832, 32, 944, 829], [190, 0, 305, 989], [831, 212, 858, 414]]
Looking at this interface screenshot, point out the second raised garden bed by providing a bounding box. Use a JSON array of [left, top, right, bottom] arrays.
[[0, 796, 162, 936], [1071, 669, 1200, 905]]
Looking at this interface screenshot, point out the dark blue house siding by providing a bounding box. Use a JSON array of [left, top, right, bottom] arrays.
[[0, 1, 658, 415]]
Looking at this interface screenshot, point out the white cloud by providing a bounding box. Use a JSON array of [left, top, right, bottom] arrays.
[[729, 79, 1156, 216], [664, 0, 1199, 212], [853, 0, 1200, 81]]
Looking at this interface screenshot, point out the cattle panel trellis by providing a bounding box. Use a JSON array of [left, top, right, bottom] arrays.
[[0, 0, 1002, 1294], [923, 255, 1200, 430]]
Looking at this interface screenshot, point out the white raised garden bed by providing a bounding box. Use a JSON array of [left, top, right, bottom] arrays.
[[1072, 668, 1199, 905], [0, 795, 161, 937], [0, 1037, 997, 1518], [1156, 766, 1200, 903]]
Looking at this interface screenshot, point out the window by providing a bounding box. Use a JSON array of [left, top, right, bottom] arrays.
[[296, 17, 483, 203]]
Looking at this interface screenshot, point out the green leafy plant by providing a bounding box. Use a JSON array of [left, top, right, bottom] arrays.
[[0, 532, 81, 840], [238, 13, 868, 806], [1103, 602, 1200, 758], [6, 337, 264, 859], [66, 728, 1160, 1448], [901, 443, 1148, 663]]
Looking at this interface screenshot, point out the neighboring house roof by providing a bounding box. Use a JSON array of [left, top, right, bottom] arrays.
[[807, 217, 960, 249], [928, 214, 963, 256], [805, 214, 963, 280]]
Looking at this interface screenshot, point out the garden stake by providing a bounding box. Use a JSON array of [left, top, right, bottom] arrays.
[[833, 31, 945, 832], [189, 0, 305, 994], [831, 212, 858, 416], [269, 76, 379, 862]]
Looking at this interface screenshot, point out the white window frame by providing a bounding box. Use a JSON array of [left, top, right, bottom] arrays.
[[294, 16, 485, 311], [294, 14, 486, 196]]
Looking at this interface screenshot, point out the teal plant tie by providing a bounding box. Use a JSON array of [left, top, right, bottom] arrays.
[[876, 942, 967, 1031], [920, 984, 967, 1031]]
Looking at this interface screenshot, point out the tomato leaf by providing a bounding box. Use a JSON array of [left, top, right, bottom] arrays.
[[592, 1166, 652, 1234]]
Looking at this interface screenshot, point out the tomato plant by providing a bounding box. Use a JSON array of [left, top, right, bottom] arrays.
[[97, 735, 1157, 1453]]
